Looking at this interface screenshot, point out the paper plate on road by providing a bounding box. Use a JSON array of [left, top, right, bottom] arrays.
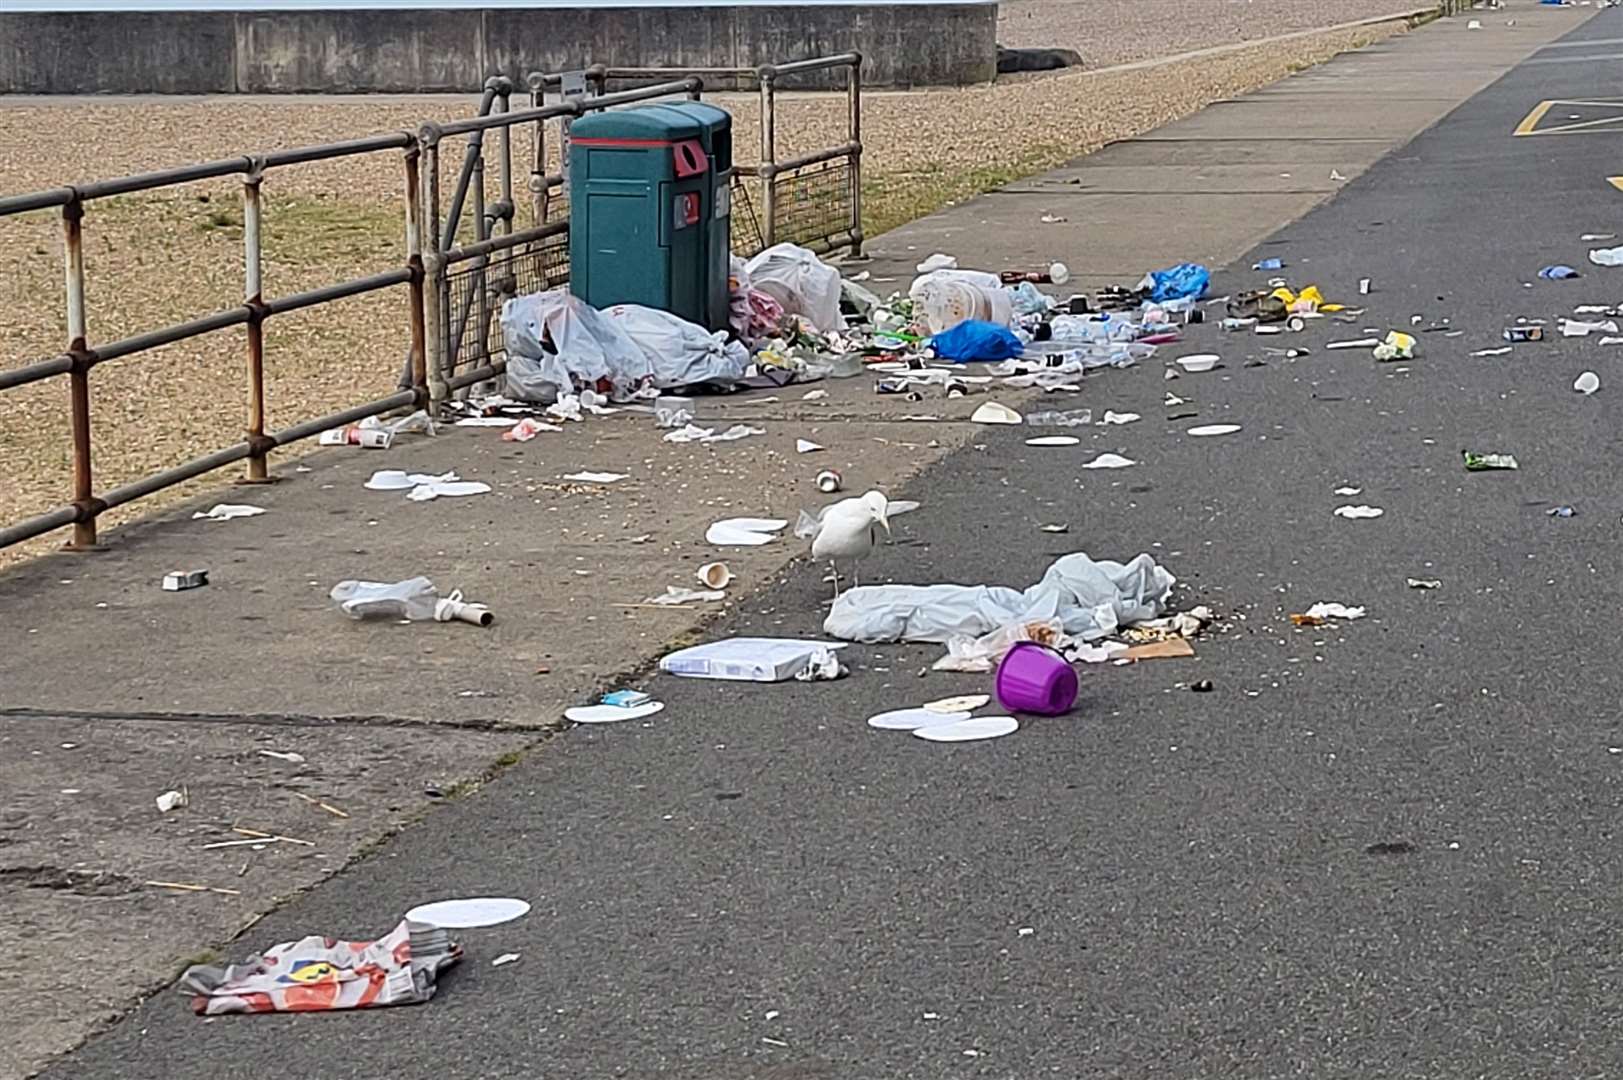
[[1187, 424, 1242, 437], [405, 897, 531, 929], [868, 708, 969, 731], [1025, 436, 1081, 447], [565, 702, 665, 724], [913, 716, 1020, 742]]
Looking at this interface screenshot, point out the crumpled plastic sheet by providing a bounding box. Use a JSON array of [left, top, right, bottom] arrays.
[[179, 919, 461, 1015], [823, 552, 1176, 644], [501, 291, 748, 403]]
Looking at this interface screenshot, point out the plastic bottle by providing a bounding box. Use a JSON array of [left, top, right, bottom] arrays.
[[331, 577, 440, 620], [1023, 408, 1093, 427], [330, 578, 496, 625]]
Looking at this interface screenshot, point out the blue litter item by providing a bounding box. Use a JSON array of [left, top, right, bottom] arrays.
[[930, 320, 1024, 363], [1252, 257, 1284, 271], [1538, 265, 1580, 280], [1148, 262, 1211, 303]]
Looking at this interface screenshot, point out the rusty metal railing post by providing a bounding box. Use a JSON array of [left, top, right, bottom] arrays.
[[848, 54, 865, 257], [419, 123, 449, 412], [62, 195, 98, 549], [403, 144, 428, 403], [241, 159, 272, 482], [490, 76, 514, 238], [527, 71, 548, 224], [758, 66, 777, 247]]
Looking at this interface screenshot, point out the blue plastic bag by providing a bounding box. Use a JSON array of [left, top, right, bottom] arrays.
[[1538, 265, 1580, 280], [1148, 262, 1210, 303], [930, 320, 1024, 363]]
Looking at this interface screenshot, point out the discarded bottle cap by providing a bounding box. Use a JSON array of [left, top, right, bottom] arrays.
[[1286, 316, 1307, 333], [816, 470, 843, 494], [1049, 262, 1071, 286]]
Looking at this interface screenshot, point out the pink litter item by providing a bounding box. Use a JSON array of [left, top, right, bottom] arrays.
[[501, 417, 559, 442], [179, 919, 461, 1016]]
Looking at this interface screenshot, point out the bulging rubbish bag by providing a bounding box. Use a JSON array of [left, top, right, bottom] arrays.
[[930, 319, 1024, 363], [501, 290, 653, 403], [602, 304, 750, 389], [823, 551, 1176, 644], [502, 291, 750, 402], [1144, 262, 1210, 304], [744, 243, 846, 332]]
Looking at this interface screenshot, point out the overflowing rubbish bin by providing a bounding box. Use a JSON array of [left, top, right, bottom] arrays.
[[568, 102, 732, 331]]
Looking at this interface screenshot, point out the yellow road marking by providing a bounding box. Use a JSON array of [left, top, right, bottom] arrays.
[[1514, 98, 1623, 136]]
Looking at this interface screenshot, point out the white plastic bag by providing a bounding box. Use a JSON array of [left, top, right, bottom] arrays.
[[601, 304, 750, 389], [500, 290, 654, 403], [823, 552, 1175, 644], [744, 243, 846, 332]]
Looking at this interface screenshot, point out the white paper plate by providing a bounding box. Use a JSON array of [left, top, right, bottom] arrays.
[[1080, 453, 1137, 470], [923, 694, 991, 714], [868, 708, 969, 731], [1187, 424, 1242, 437], [1175, 354, 1220, 372], [913, 716, 1020, 742], [405, 897, 531, 929], [564, 701, 666, 724], [1025, 436, 1081, 447]]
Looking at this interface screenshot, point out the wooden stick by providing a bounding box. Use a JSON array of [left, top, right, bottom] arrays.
[[292, 791, 350, 819], [145, 880, 242, 897], [231, 826, 314, 846]]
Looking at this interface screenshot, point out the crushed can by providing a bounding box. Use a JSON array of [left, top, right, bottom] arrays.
[[816, 470, 843, 494], [1503, 326, 1545, 342]]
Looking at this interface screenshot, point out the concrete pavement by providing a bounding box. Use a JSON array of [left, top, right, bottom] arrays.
[[8, 4, 1618, 1077]]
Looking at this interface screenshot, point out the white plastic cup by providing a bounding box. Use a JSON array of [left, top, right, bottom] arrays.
[[696, 562, 733, 589]]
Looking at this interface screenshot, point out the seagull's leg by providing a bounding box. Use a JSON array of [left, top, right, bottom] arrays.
[[853, 565, 861, 589], [829, 562, 842, 601]]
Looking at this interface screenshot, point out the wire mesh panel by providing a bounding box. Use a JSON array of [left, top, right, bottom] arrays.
[[442, 232, 570, 375], [770, 158, 855, 252], [729, 173, 765, 259]]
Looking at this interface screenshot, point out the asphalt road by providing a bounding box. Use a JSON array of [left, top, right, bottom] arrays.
[[49, 12, 1623, 1079]]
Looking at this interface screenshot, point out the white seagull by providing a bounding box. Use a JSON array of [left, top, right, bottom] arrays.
[[795, 490, 919, 598]]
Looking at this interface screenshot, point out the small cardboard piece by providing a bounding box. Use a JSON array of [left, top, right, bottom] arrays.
[[1122, 638, 1196, 661]]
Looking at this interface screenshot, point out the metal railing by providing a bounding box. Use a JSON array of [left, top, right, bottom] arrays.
[[0, 54, 865, 553], [0, 134, 428, 551]]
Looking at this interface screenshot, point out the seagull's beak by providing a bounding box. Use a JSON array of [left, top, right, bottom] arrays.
[[878, 513, 892, 538]]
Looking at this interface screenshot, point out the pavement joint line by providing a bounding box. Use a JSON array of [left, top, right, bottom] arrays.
[[995, 188, 1343, 196], [0, 706, 517, 732], [1059, 9, 1445, 82], [1126, 137, 1396, 144]]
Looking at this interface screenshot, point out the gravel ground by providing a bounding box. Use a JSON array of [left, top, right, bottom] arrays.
[[998, 0, 1427, 64], [0, 17, 1406, 566]]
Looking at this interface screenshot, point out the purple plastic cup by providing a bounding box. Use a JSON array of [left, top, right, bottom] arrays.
[[994, 642, 1079, 715]]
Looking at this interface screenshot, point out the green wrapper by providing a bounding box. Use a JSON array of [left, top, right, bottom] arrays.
[[1462, 450, 1519, 471]]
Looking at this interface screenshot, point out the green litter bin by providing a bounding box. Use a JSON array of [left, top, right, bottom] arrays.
[[569, 102, 732, 331]]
